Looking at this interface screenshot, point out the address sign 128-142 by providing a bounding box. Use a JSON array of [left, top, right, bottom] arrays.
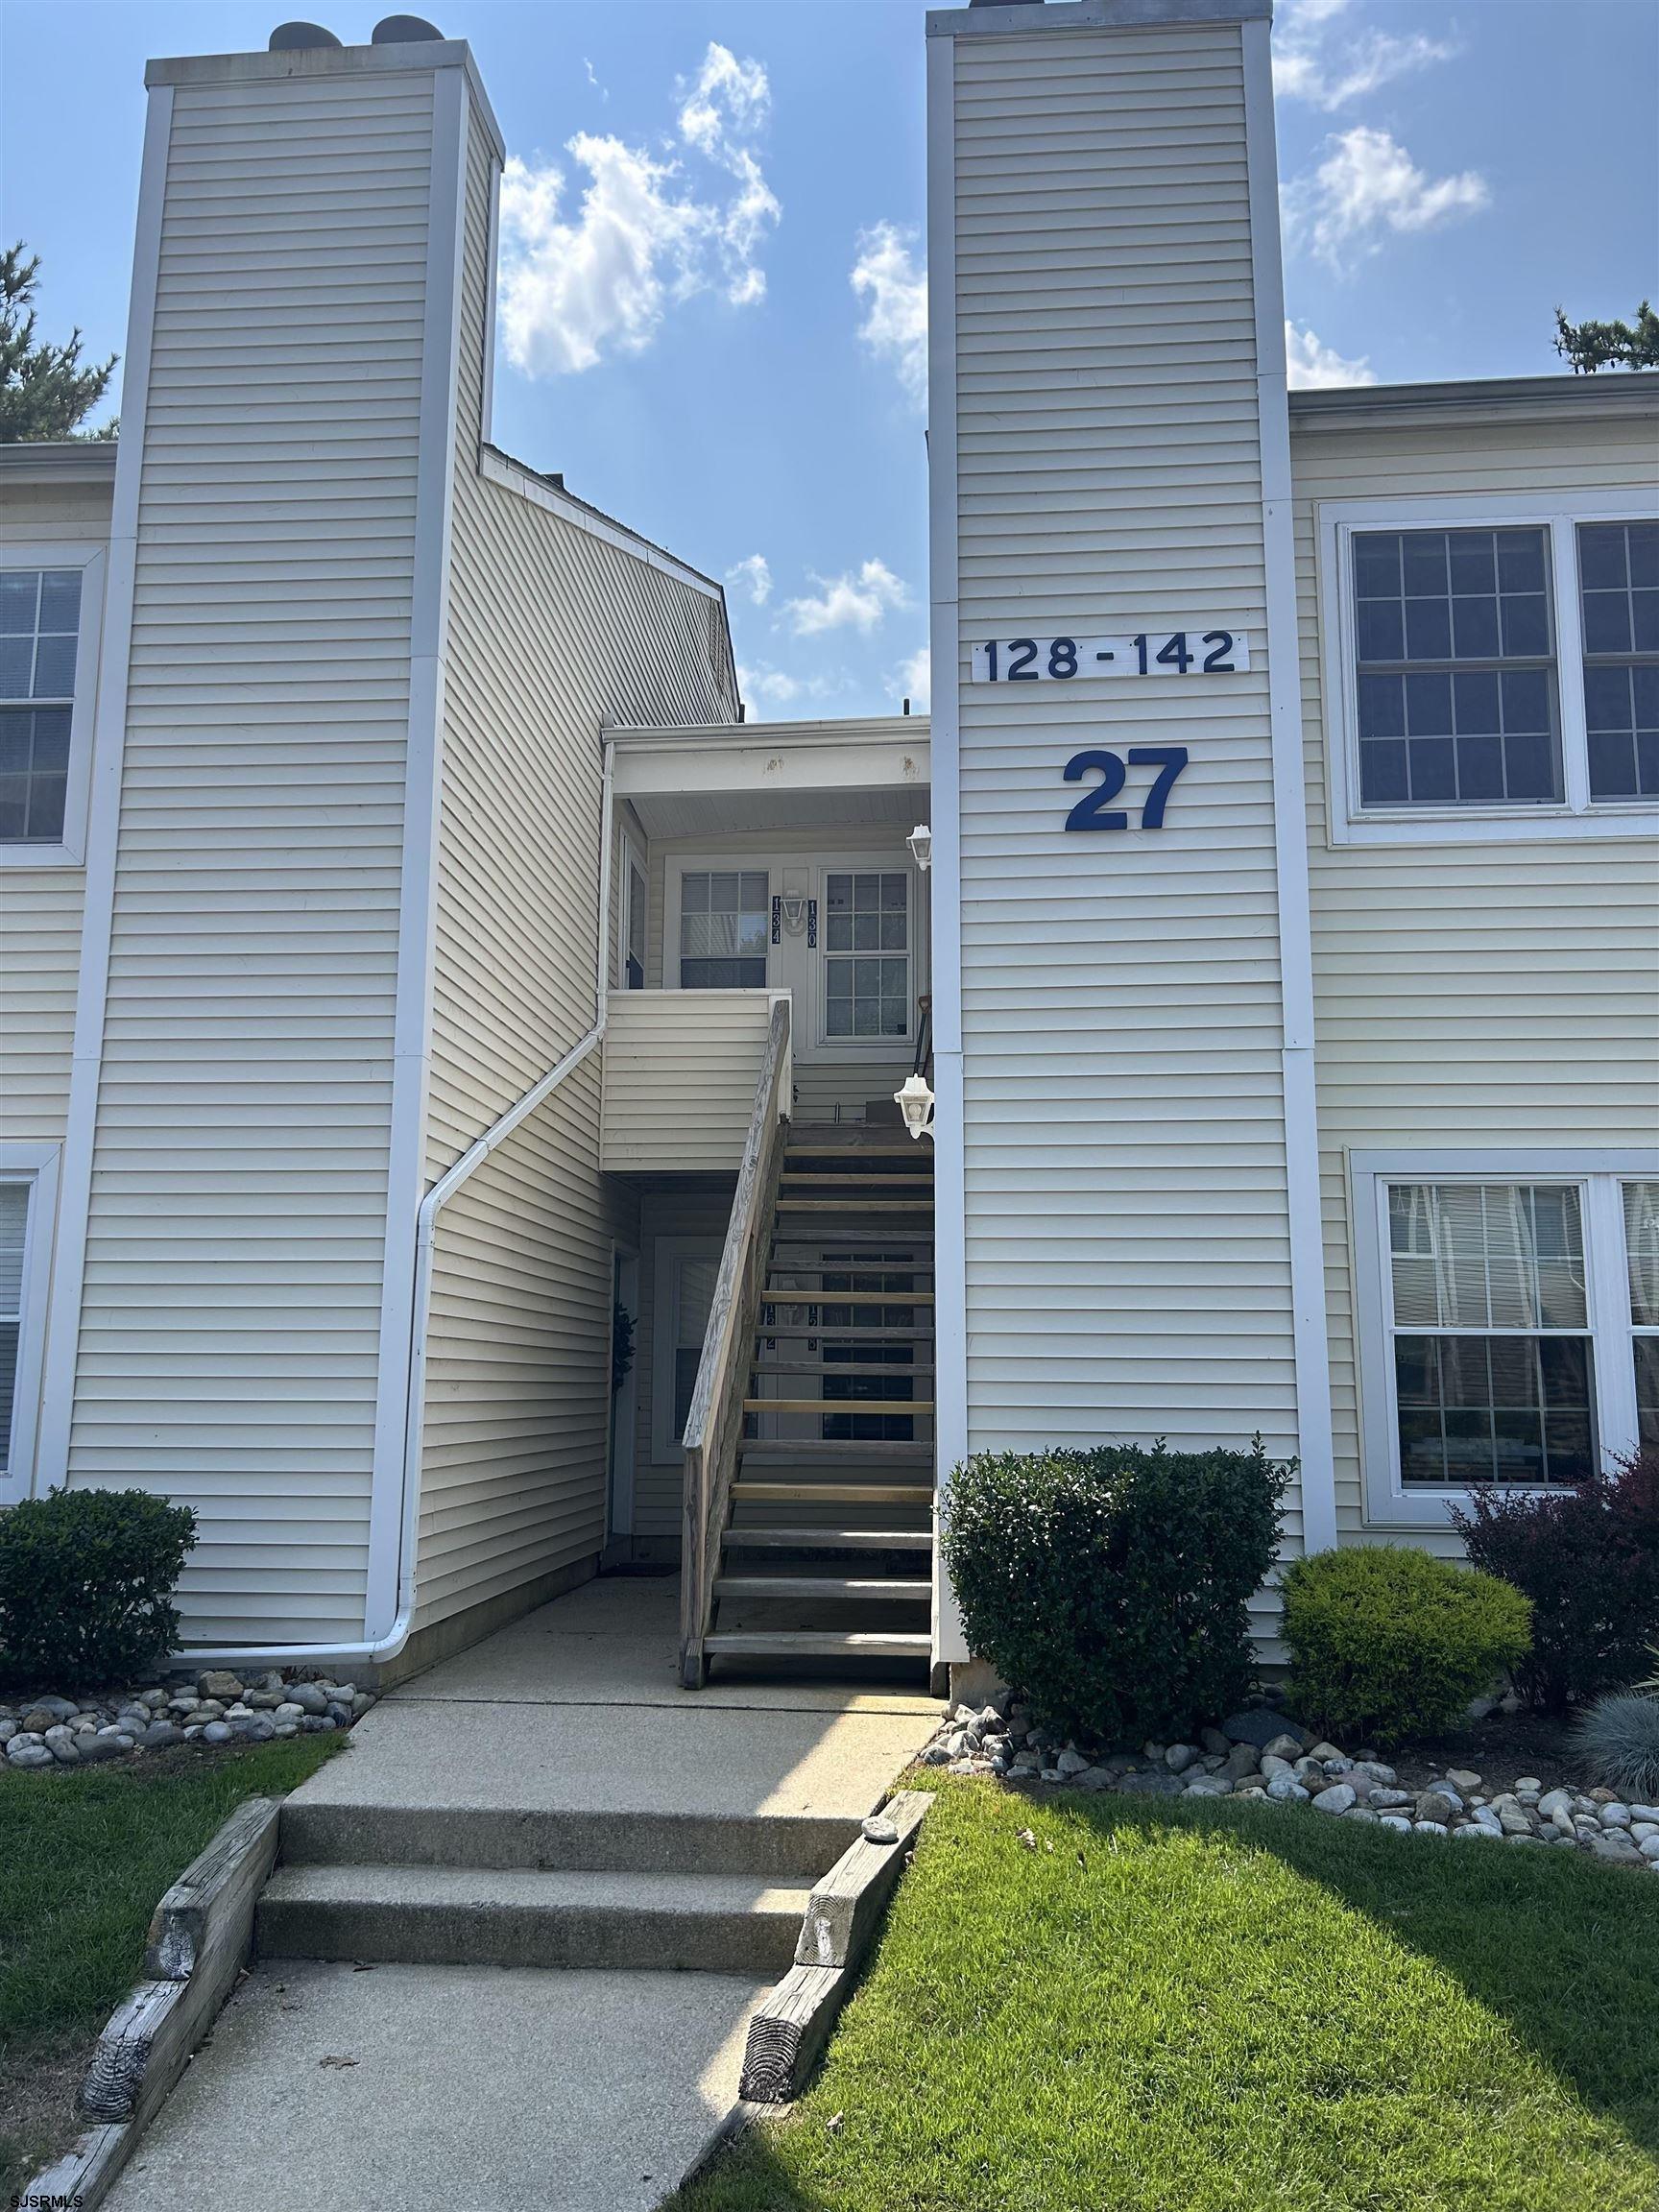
[[970, 629, 1251, 683]]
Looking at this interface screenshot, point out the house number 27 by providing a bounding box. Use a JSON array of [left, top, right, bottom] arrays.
[[1063, 746, 1190, 831]]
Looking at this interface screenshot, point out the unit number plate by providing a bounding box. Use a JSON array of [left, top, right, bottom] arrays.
[[971, 629, 1250, 683]]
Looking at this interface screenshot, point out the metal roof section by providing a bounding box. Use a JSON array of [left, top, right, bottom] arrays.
[[1288, 372, 1659, 426]]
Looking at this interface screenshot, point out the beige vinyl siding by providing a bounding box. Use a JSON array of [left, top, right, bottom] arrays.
[[1293, 407, 1659, 1554], [413, 109, 736, 1632], [0, 483, 108, 1143], [602, 991, 776, 1174], [63, 71, 436, 1643], [948, 25, 1303, 1557]]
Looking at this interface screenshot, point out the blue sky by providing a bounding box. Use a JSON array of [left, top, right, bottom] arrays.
[[2, 0, 1655, 718]]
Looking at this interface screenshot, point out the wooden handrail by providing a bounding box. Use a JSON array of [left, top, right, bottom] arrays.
[[679, 995, 792, 1688]]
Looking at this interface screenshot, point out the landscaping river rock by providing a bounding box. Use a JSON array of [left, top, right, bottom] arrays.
[[915, 1700, 1659, 1876], [1, 1670, 376, 1770]]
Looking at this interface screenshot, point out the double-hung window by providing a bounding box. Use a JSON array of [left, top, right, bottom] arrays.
[[0, 550, 102, 864], [1354, 1153, 1659, 1525], [1323, 493, 1659, 842], [0, 1146, 60, 1502], [678, 870, 768, 989]]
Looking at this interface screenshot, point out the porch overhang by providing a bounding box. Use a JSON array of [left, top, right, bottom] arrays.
[[609, 715, 931, 837]]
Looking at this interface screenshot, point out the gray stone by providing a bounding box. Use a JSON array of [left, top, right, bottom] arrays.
[[228, 1714, 276, 1743], [1513, 1776, 1542, 1794], [196, 1671, 245, 1701], [141, 1719, 183, 1749], [860, 1815, 901, 1845], [1413, 1820, 1449, 1837], [1590, 1832, 1644, 1865], [1200, 1727, 1231, 1757], [1312, 1783, 1357, 1815], [1628, 1804, 1659, 1825], [9, 1743, 55, 1769], [1307, 1741, 1345, 1766], [1378, 1815, 1412, 1834], [1262, 1733, 1304, 1764], [286, 1681, 330, 1717], [1415, 1788, 1462, 1824], [1599, 1802, 1633, 1829], [1259, 1754, 1294, 1784], [1343, 1805, 1380, 1823], [1183, 1775, 1232, 1798], [1118, 1770, 1183, 1797], [1444, 1767, 1481, 1792], [201, 1720, 234, 1745], [1220, 1710, 1309, 1750], [298, 1715, 337, 1735], [1072, 1766, 1115, 1792], [1455, 1821, 1500, 1839], [76, 1731, 126, 1764], [1537, 1788, 1575, 1821], [1353, 1760, 1398, 1786], [1165, 1743, 1199, 1773], [1055, 1747, 1090, 1777], [22, 1699, 76, 1733], [326, 1702, 353, 1727], [350, 1692, 376, 1718], [1498, 1808, 1536, 1837], [1221, 1743, 1262, 1782], [43, 1723, 81, 1763], [246, 1690, 286, 1710], [919, 1743, 950, 1766], [1638, 1836, 1659, 1862], [1369, 1788, 1412, 1810], [0, 1718, 15, 1746], [1265, 1771, 1310, 1804]]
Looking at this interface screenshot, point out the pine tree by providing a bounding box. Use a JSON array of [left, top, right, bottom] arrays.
[[1553, 301, 1659, 374], [0, 243, 117, 441]]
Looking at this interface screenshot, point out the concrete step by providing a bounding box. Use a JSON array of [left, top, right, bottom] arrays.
[[257, 1863, 811, 1976], [278, 1801, 859, 1879]]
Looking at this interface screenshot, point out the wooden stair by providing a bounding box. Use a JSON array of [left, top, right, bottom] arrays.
[[704, 1122, 935, 1678]]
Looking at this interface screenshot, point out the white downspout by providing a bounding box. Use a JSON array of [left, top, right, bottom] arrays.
[[183, 740, 617, 1671]]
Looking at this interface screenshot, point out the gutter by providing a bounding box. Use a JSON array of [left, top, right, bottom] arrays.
[[181, 740, 617, 1671]]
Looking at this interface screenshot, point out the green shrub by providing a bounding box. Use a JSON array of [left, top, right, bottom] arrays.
[[1280, 1547, 1531, 1744], [940, 1440, 1286, 1743], [0, 1487, 197, 1688]]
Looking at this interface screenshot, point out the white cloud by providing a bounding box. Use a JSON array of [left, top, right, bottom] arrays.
[[497, 42, 779, 377], [1285, 319, 1377, 388], [851, 223, 928, 406], [896, 643, 930, 710], [1273, 0, 1455, 110], [726, 554, 772, 607], [782, 558, 910, 637], [583, 58, 607, 102], [1286, 126, 1489, 273], [738, 661, 802, 706]]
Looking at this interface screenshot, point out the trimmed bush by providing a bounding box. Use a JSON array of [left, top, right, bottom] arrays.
[[940, 1440, 1286, 1743], [0, 1487, 197, 1688], [1573, 1691, 1659, 1802], [1575, 1681, 1659, 1805], [1452, 1452, 1659, 1711], [1279, 1546, 1532, 1745]]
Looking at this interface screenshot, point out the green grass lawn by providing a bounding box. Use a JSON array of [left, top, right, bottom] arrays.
[[0, 1736, 341, 2194], [672, 1780, 1659, 2212]]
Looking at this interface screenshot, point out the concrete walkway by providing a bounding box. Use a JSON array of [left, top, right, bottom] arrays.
[[105, 1574, 937, 2212]]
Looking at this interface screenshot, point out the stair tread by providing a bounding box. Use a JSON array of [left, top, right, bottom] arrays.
[[713, 1575, 930, 1599], [721, 1527, 934, 1549], [764, 1289, 935, 1305], [734, 1481, 934, 1504], [704, 1631, 931, 1656], [262, 1863, 812, 1915], [751, 1360, 935, 1378], [740, 1439, 933, 1460], [753, 1325, 935, 1341], [777, 1200, 934, 1213], [781, 1175, 934, 1189], [744, 1397, 935, 1415]]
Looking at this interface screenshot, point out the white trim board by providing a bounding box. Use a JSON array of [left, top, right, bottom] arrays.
[[479, 448, 724, 601], [1242, 13, 1337, 1556], [363, 61, 470, 1646], [1317, 486, 1659, 849], [925, 24, 969, 1669], [0, 542, 107, 871], [0, 1142, 61, 1503], [1349, 1146, 1659, 1530], [35, 80, 174, 1491]]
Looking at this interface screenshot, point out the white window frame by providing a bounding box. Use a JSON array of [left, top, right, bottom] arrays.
[[1352, 1147, 1659, 1528], [1320, 488, 1659, 847], [0, 543, 106, 870], [0, 1142, 61, 1503], [811, 854, 922, 1056], [650, 1234, 724, 1464], [663, 855, 772, 996]]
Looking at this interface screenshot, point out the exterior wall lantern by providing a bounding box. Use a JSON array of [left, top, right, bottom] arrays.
[[906, 823, 933, 871], [894, 1071, 935, 1142]]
